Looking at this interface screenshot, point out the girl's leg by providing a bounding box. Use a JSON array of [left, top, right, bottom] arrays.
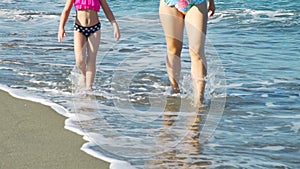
[[159, 0, 184, 93], [86, 31, 101, 90], [74, 31, 88, 88], [185, 2, 208, 104]]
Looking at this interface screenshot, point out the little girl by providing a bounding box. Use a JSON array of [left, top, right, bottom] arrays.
[[58, 0, 120, 90]]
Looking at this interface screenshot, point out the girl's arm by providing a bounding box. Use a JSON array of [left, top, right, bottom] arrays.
[[208, 0, 215, 17], [58, 0, 74, 42], [99, 0, 120, 41]]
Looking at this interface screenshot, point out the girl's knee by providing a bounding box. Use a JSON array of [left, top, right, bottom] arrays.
[[76, 59, 86, 70], [86, 63, 96, 71]]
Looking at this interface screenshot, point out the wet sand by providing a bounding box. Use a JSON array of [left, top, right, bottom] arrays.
[[0, 90, 109, 169]]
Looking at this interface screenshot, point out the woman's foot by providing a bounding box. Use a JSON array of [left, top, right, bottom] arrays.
[[193, 95, 204, 108], [193, 80, 205, 107], [171, 87, 180, 94], [170, 82, 180, 94]]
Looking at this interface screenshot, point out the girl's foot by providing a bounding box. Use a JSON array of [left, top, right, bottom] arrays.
[[78, 75, 86, 88], [85, 86, 93, 92]]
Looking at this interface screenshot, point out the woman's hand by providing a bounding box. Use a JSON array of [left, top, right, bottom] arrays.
[[208, 0, 215, 17]]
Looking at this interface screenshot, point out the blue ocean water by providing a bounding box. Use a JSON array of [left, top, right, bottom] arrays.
[[0, 0, 299, 168]]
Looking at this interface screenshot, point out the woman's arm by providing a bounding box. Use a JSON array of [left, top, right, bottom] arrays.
[[99, 0, 120, 40], [58, 0, 74, 42], [208, 0, 215, 17]]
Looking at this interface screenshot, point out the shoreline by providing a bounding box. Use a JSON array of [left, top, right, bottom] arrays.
[[0, 89, 109, 169]]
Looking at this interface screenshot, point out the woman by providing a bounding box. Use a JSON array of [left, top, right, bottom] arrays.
[[58, 0, 120, 90], [159, 0, 215, 106]]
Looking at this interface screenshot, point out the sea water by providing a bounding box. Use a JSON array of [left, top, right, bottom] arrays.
[[0, 0, 299, 168]]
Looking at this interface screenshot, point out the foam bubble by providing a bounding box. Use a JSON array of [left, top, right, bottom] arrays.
[[265, 102, 279, 108], [290, 122, 300, 133], [260, 146, 285, 151]]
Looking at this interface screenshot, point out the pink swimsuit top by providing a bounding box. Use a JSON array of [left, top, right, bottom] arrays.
[[74, 0, 101, 12]]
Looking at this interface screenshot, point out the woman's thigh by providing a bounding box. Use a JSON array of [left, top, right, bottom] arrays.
[[159, 0, 185, 52], [185, 1, 208, 55]]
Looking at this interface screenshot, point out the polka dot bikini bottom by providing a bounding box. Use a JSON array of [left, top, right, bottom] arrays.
[[74, 22, 101, 38]]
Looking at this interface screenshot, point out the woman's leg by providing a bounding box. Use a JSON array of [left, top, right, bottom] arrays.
[[74, 31, 88, 88], [86, 30, 101, 90], [159, 0, 185, 93], [185, 2, 208, 104]]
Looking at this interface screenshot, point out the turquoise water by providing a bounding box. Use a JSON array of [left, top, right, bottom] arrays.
[[1, 0, 299, 168]]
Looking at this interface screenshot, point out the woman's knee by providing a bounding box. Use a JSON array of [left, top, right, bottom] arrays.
[[190, 48, 204, 59], [166, 37, 183, 57]]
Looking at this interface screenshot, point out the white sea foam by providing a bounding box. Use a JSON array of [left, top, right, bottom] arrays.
[[0, 8, 59, 21], [265, 102, 280, 108], [2, 0, 13, 3], [0, 84, 70, 117], [246, 9, 294, 21], [81, 142, 137, 169], [264, 126, 280, 131], [65, 115, 135, 168], [208, 8, 298, 25], [290, 122, 300, 133], [259, 146, 285, 151], [271, 114, 300, 119], [289, 95, 299, 99], [0, 66, 13, 70]]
